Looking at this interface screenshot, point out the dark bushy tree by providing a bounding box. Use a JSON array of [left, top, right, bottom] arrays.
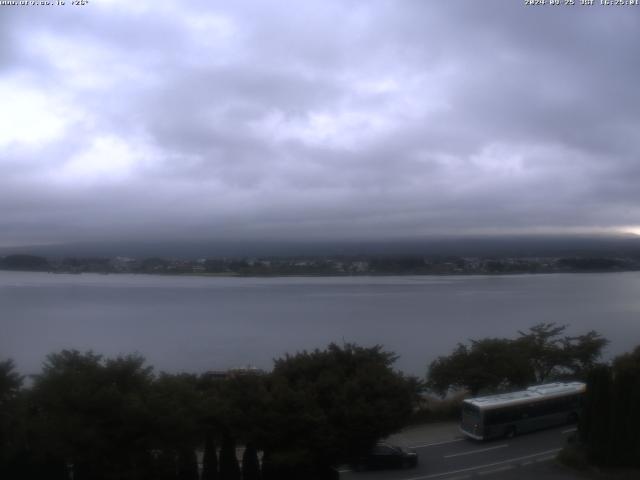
[[264, 343, 419, 474], [561, 330, 609, 380], [428, 323, 608, 396], [219, 433, 241, 480], [515, 323, 568, 383], [29, 350, 105, 479], [25, 453, 69, 480], [202, 432, 219, 480], [0, 359, 22, 440], [177, 447, 199, 480], [579, 346, 640, 468], [215, 374, 270, 448], [580, 365, 613, 465], [2, 343, 419, 480], [428, 338, 531, 396], [516, 323, 607, 382], [0, 359, 22, 403], [241, 443, 261, 480], [610, 347, 640, 466], [156, 449, 178, 480], [0, 361, 28, 480], [29, 350, 155, 480], [149, 373, 202, 459]]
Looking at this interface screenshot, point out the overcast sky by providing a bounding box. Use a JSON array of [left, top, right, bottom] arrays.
[[1, 0, 639, 247]]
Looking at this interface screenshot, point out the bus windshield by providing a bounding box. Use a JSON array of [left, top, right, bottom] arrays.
[[462, 403, 480, 420]]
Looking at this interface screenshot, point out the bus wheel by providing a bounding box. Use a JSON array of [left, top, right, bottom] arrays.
[[505, 426, 517, 439]]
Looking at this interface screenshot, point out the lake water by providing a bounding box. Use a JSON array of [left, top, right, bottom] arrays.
[[1, 271, 639, 376]]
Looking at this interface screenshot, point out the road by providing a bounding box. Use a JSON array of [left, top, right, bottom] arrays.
[[340, 424, 581, 480]]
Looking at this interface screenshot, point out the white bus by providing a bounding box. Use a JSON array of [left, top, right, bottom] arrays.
[[460, 382, 585, 441]]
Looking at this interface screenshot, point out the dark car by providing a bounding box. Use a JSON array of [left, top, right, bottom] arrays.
[[352, 442, 418, 471]]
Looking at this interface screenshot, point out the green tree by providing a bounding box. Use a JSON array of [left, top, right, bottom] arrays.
[[29, 350, 155, 480], [101, 354, 157, 478], [579, 346, 640, 468], [428, 339, 531, 396], [177, 447, 199, 480], [30, 350, 104, 479], [580, 364, 613, 466], [219, 433, 241, 480], [609, 346, 640, 466], [201, 432, 219, 480], [428, 324, 608, 396], [515, 323, 568, 383], [241, 443, 261, 480], [149, 373, 202, 455], [263, 343, 418, 474], [0, 359, 25, 478], [517, 323, 607, 382], [216, 374, 270, 446], [155, 449, 178, 480], [561, 330, 610, 380], [0, 359, 22, 403]]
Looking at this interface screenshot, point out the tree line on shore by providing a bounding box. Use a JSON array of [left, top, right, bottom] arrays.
[[0, 344, 418, 480], [2, 253, 639, 276], [1, 323, 637, 479]]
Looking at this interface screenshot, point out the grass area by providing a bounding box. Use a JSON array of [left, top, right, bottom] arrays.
[[409, 391, 466, 425]]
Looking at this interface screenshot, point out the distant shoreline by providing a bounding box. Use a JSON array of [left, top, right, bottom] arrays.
[[1, 268, 639, 278], [2, 252, 639, 278]]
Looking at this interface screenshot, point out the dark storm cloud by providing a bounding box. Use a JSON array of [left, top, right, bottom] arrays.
[[1, 0, 639, 246]]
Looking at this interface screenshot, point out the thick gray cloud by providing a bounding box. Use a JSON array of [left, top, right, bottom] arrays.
[[1, 0, 639, 246]]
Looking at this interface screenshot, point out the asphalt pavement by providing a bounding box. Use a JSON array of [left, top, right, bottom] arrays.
[[340, 422, 586, 480]]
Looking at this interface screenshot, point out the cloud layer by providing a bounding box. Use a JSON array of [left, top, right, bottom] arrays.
[[1, 0, 639, 246]]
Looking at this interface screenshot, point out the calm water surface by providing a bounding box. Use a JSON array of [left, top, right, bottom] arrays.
[[1, 271, 639, 376]]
